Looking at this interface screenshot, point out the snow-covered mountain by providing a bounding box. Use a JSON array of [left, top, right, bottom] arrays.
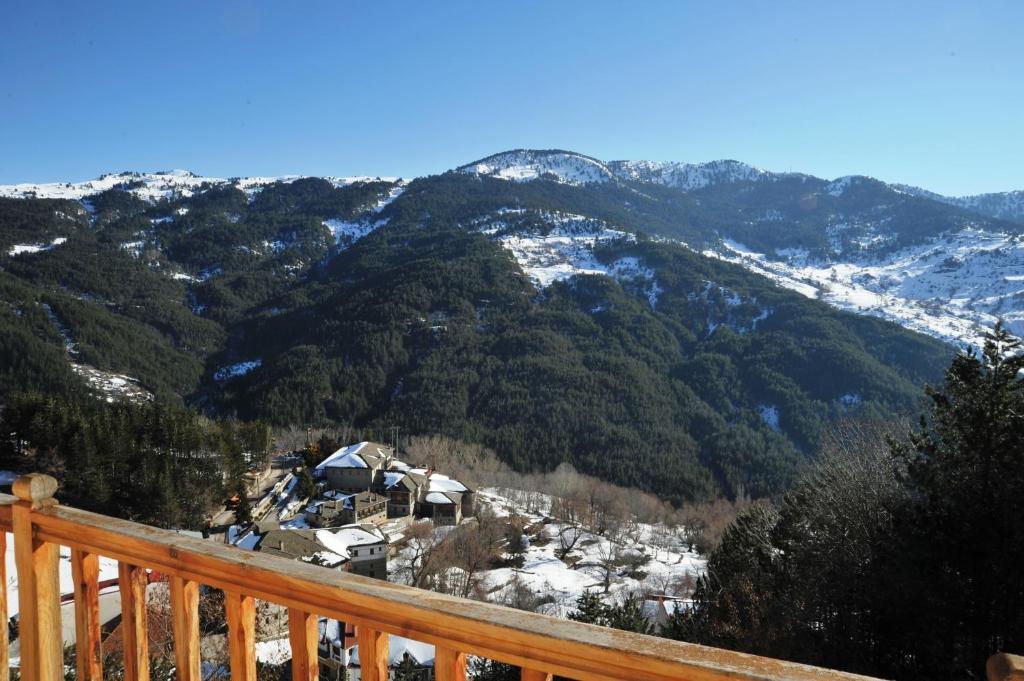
[[0, 170, 401, 202], [607, 158, 780, 189], [705, 228, 1024, 348], [457, 150, 779, 189], [893, 184, 1024, 223], [3, 149, 1022, 353], [458, 149, 614, 185]]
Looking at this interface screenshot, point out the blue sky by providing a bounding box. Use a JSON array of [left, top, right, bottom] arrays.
[[1, 1, 1021, 195]]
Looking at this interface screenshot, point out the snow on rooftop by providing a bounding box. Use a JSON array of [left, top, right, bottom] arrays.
[[314, 526, 385, 560], [316, 442, 370, 471], [427, 474, 468, 493], [299, 550, 347, 567], [351, 634, 435, 667], [425, 492, 456, 505]]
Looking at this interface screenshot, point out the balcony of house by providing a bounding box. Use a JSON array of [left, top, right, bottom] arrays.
[[0, 473, 1019, 681]]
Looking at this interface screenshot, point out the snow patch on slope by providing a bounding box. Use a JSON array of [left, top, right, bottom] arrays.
[[708, 228, 1024, 347], [214, 360, 261, 382], [8, 237, 67, 257], [323, 183, 406, 250]]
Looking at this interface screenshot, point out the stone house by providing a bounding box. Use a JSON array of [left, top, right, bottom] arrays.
[[315, 441, 393, 492], [304, 490, 388, 528], [373, 470, 427, 518]]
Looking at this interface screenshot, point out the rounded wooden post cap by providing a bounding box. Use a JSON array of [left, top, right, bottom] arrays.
[[12, 473, 58, 503], [988, 653, 1024, 681]]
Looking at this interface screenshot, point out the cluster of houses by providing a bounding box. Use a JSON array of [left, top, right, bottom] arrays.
[[249, 441, 477, 578], [311, 441, 477, 526], [243, 441, 477, 680]]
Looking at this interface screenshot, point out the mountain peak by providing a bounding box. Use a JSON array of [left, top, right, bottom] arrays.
[[457, 149, 614, 185]]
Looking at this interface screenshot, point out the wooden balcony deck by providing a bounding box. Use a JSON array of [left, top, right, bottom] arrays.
[[0, 473, 1015, 681]]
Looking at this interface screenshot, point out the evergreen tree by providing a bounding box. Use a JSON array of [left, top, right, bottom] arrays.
[[296, 468, 315, 500], [604, 595, 653, 635], [469, 658, 519, 681], [234, 489, 253, 526], [887, 322, 1024, 679], [568, 592, 608, 626]]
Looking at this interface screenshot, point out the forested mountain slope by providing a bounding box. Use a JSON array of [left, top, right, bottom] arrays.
[[0, 153, 979, 502]]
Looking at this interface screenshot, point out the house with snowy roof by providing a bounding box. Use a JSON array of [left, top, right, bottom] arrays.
[[420, 490, 464, 525], [348, 633, 436, 681], [641, 595, 696, 634], [304, 490, 388, 528], [254, 523, 388, 579], [409, 468, 477, 522], [315, 441, 393, 491], [372, 469, 428, 518]]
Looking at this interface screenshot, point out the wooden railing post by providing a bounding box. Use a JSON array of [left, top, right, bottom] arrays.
[[987, 653, 1024, 681], [225, 591, 256, 681], [170, 576, 201, 681], [435, 646, 467, 681], [119, 562, 150, 681], [71, 549, 103, 681], [356, 625, 389, 681], [12, 473, 62, 681], [0, 532, 7, 681], [288, 609, 319, 681], [521, 668, 553, 681]]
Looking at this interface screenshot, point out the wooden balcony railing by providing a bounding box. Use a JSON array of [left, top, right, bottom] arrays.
[[0, 472, 1012, 681]]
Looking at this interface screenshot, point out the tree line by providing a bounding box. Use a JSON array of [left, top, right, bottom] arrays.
[[0, 392, 271, 529], [667, 325, 1024, 680]]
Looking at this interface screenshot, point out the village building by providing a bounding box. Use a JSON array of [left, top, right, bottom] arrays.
[[348, 633, 436, 681], [304, 490, 389, 528], [255, 529, 348, 570], [420, 490, 463, 525], [253, 523, 388, 579], [408, 468, 477, 522], [373, 469, 427, 518], [315, 441, 393, 491]]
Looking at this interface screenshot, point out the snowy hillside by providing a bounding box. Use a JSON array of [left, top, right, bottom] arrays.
[[705, 227, 1024, 348], [0, 170, 401, 203], [892, 184, 1024, 223], [608, 159, 776, 189], [392, 488, 704, 618], [458, 150, 614, 185], [471, 209, 662, 304]]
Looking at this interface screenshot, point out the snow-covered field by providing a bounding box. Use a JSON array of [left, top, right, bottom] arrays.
[[706, 228, 1024, 348]]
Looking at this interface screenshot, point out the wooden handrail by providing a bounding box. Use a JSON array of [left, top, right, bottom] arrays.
[[0, 479, 887, 681]]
